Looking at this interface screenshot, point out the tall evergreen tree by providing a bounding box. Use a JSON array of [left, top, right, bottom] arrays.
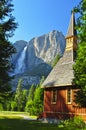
[[27, 84, 35, 101], [25, 84, 35, 113], [25, 77, 44, 115], [33, 85, 44, 116], [32, 76, 44, 116], [0, 0, 17, 102], [15, 79, 24, 111], [73, 0, 86, 107]]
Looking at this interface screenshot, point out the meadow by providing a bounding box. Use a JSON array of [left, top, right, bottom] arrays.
[[0, 111, 86, 130]]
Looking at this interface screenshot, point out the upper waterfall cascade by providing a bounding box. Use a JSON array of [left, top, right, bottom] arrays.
[[14, 46, 27, 75]]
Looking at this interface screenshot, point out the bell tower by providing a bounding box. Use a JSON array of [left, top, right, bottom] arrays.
[[65, 11, 77, 54]]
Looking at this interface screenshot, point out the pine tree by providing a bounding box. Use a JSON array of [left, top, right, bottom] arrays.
[[73, 0, 86, 107], [15, 79, 24, 111], [32, 76, 44, 116], [25, 77, 44, 115], [33, 85, 44, 116], [0, 0, 17, 103], [27, 84, 35, 101]]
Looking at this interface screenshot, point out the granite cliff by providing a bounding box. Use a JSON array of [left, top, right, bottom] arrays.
[[10, 30, 66, 89]]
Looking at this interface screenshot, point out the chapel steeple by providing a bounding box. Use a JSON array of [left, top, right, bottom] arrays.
[[42, 11, 78, 88], [65, 11, 77, 52]]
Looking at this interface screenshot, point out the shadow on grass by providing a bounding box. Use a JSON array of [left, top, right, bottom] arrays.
[[0, 117, 59, 130], [0, 117, 86, 130]]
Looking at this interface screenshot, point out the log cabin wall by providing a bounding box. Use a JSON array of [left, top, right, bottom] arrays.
[[43, 87, 86, 120]]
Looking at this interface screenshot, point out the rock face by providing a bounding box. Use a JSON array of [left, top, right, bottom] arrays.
[[10, 30, 66, 89]]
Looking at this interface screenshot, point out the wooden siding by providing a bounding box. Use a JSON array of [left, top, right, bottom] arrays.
[[43, 88, 86, 121]]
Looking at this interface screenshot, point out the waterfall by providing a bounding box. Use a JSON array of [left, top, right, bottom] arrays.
[[13, 46, 27, 75]]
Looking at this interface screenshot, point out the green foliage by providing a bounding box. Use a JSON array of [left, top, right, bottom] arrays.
[[31, 77, 44, 116], [22, 89, 28, 110], [25, 100, 34, 115], [0, 0, 17, 103], [15, 79, 27, 111], [0, 103, 4, 111], [0, 91, 14, 111], [27, 84, 35, 101], [74, 0, 86, 41], [52, 54, 60, 67], [73, 0, 86, 107], [25, 84, 35, 113], [25, 90, 44, 115], [5, 101, 11, 111], [15, 79, 23, 111], [11, 101, 17, 111], [60, 116, 86, 129], [33, 87, 44, 116], [25, 76, 44, 116]]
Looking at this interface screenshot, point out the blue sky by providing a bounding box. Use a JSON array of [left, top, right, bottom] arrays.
[[11, 0, 80, 43]]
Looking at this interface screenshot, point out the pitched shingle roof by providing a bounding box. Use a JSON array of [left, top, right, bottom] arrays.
[[42, 50, 74, 88]]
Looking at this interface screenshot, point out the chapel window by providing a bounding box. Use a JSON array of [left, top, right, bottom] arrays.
[[51, 89, 57, 104], [67, 89, 72, 104]]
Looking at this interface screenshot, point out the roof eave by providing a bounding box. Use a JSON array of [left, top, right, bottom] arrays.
[[41, 83, 73, 88]]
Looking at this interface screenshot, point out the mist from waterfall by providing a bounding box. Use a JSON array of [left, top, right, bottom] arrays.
[[13, 46, 27, 75]]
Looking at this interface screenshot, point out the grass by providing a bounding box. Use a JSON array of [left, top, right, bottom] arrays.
[[0, 111, 36, 119], [0, 111, 86, 130], [0, 118, 58, 130]]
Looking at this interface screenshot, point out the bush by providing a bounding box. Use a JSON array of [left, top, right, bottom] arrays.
[[25, 100, 34, 115], [11, 101, 17, 111], [33, 100, 43, 116], [61, 116, 86, 129]]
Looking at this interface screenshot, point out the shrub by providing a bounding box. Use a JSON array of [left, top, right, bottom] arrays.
[[73, 116, 86, 129], [25, 100, 34, 115], [11, 101, 17, 111], [61, 116, 86, 129]]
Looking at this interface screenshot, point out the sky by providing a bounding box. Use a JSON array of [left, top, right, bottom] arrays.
[[11, 0, 80, 43]]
